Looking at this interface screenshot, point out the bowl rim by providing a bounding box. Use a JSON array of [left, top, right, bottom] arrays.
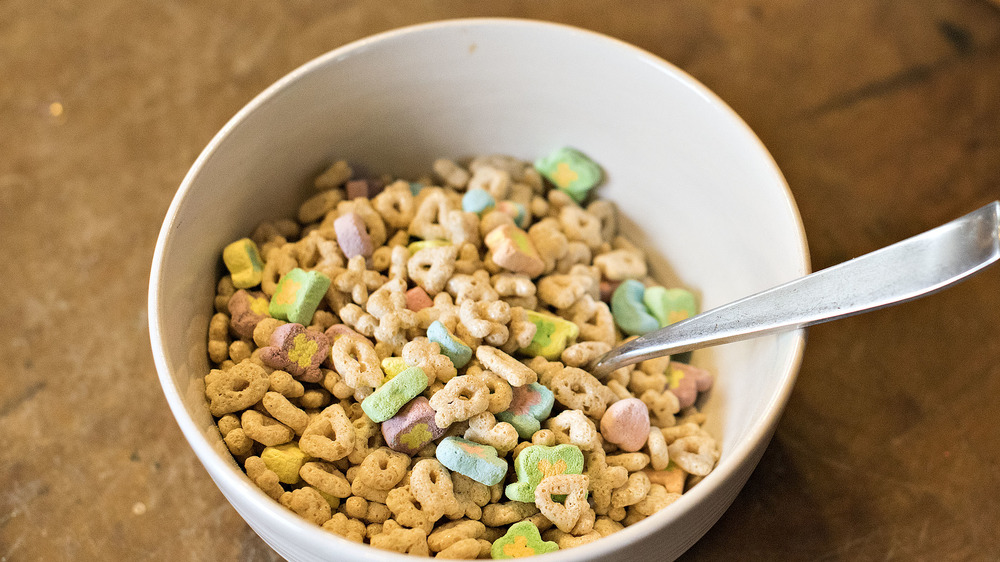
[[148, 16, 810, 561]]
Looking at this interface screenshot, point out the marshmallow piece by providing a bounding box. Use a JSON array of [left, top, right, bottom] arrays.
[[520, 310, 579, 360], [259, 323, 330, 383], [260, 442, 309, 485], [599, 398, 650, 453], [496, 382, 554, 439], [610, 279, 659, 336], [269, 268, 331, 325], [381, 396, 446, 455], [436, 436, 508, 486], [484, 224, 545, 278], [405, 287, 434, 312], [427, 320, 472, 369], [643, 286, 698, 327], [534, 147, 603, 203], [333, 212, 374, 259], [505, 444, 584, 503], [223, 238, 264, 289], [461, 188, 496, 214], [491, 520, 559, 558], [380, 356, 409, 381], [228, 289, 271, 340], [495, 200, 528, 229], [667, 362, 714, 409], [361, 366, 429, 423]]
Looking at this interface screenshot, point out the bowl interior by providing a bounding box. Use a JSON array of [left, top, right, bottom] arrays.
[[150, 18, 808, 561]]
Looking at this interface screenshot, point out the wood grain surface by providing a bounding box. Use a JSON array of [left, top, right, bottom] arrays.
[[2, 1, 999, 560]]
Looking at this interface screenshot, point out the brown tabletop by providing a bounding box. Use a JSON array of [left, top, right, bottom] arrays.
[[3, 1, 999, 560]]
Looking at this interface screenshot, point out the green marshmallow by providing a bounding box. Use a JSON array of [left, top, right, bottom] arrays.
[[533, 147, 603, 203], [361, 366, 429, 423], [643, 286, 698, 327], [610, 279, 660, 336], [505, 444, 585, 503], [268, 268, 331, 325], [519, 310, 579, 360], [491, 521, 559, 558]]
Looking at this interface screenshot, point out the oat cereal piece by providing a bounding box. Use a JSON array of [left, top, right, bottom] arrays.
[[451, 472, 491, 520], [464, 412, 518, 456], [372, 180, 416, 229], [549, 367, 614, 420], [385, 486, 438, 533], [262, 391, 309, 435], [402, 338, 457, 385], [299, 403, 355, 462], [433, 158, 470, 189], [533, 474, 591, 533], [370, 519, 430, 555], [646, 426, 670, 471], [545, 410, 601, 451], [245, 456, 284, 500], [561, 295, 616, 346], [643, 463, 687, 494], [314, 160, 352, 190], [300, 461, 352, 499], [204, 360, 269, 416], [279, 486, 332, 526], [667, 435, 718, 476], [329, 334, 384, 396], [408, 244, 460, 296], [559, 341, 611, 371], [593, 249, 647, 282], [207, 312, 231, 364], [475, 346, 536, 387], [333, 256, 385, 307], [352, 447, 410, 503], [429, 375, 490, 428], [409, 459, 464, 521], [347, 414, 385, 464], [427, 519, 486, 553], [583, 449, 629, 515], [458, 300, 510, 347], [605, 452, 650, 473], [640, 388, 681, 428], [481, 501, 539, 527], [297, 188, 343, 224], [537, 273, 592, 310]]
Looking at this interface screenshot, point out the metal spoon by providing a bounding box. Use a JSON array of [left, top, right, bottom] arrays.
[[591, 201, 1000, 378]]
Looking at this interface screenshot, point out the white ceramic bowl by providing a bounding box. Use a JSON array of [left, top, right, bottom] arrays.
[[149, 18, 808, 561]]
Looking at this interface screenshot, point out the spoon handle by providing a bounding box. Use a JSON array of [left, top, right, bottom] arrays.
[[592, 201, 1000, 377]]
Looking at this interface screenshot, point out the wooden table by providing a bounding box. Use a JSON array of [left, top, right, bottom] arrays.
[[2, 1, 998, 559]]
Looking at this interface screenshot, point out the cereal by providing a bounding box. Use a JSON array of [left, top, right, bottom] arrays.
[[435, 436, 508, 486], [599, 398, 650, 453], [534, 474, 592, 533], [505, 444, 584, 503], [201, 152, 721, 556], [269, 268, 331, 325], [491, 520, 558, 558], [222, 238, 264, 289]]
